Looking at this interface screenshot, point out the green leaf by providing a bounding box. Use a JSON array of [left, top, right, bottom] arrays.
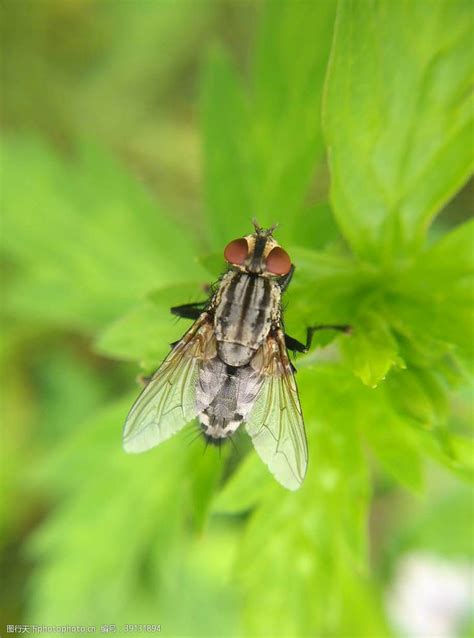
[[237, 366, 387, 637], [96, 282, 207, 369], [341, 311, 404, 387], [386, 367, 448, 427], [281, 247, 363, 337], [410, 428, 474, 482], [96, 301, 171, 369], [197, 251, 228, 280], [391, 220, 474, 366], [445, 433, 474, 481], [25, 398, 238, 630], [201, 48, 255, 248], [2, 138, 206, 332], [251, 0, 337, 241], [187, 442, 230, 533], [213, 452, 273, 515], [202, 1, 337, 249], [26, 398, 185, 623], [285, 202, 341, 251], [364, 413, 424, 492], [323, 0, 474, 261], [153, 524, 241, 637], [425, 218, 474, 278]]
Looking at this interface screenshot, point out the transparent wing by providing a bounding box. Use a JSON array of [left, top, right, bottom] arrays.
[[123, 314, 215, 453], [245, 330, 308, 490]]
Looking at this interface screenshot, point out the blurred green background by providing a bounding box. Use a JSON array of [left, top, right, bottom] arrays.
[[1, 1, 473, 637]]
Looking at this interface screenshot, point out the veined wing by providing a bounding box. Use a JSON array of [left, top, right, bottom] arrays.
[[245, 329, 308, 490], [123, 313, 216, 453]]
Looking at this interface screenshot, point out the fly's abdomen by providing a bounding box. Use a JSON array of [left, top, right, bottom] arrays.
[[197, 360, 262, 441], [214, 272, 278, 367]]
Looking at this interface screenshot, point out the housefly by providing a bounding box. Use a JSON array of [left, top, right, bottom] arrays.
[[123, 221, 349, 490]]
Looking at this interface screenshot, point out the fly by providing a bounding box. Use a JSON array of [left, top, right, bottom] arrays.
[[123, 221, 350, 490]]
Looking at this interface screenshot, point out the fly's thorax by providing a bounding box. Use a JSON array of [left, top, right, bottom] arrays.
[[213, 270, 281, 367]]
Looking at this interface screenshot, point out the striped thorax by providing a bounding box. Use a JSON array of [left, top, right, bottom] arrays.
[[211, 223, 290, 367], [213, 270, 281, 367]]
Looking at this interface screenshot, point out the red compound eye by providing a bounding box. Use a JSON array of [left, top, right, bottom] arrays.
[[224, 238, 248, 265], [266, 246, 291, 275]]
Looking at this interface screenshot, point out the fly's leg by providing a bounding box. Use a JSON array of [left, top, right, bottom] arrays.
[[170, 301, 207, 320], [170, 301, 208, 348], [278, 264, 295, 293], [284, 334, 307, 354], [285, 324, 351, 353]]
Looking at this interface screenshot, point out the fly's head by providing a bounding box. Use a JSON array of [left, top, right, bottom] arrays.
[[223, 219, 292, 279]]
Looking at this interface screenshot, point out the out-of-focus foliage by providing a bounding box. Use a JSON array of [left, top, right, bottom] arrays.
[[1, 1, 473, 637], [324, 0, 473, 261], [202, 0, 337, 249], [2, 141, 207, 332]]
